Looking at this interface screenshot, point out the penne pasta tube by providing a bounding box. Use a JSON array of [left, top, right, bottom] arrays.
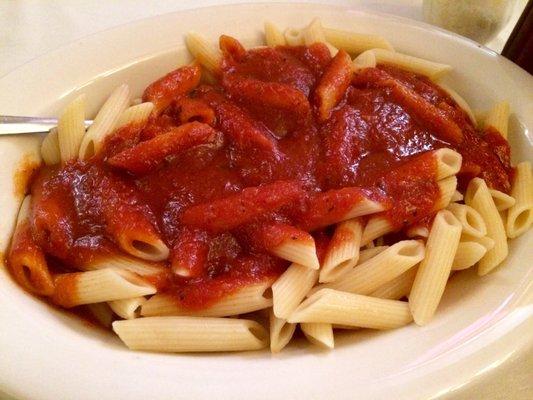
[[489, 189, 515, 211], [357, 246, 389, 264], [288, 289, 413, 329], [284, 28, 305, 46], [405, 225, 430, 238], [314, 240, 424, 296], [365, 48, 452, 80], [186, 32, 222, 74], [115, 230, 169, 263], [450, 190, 464, 203], [362, 175, 457, 245], [116, 102, 154, 130], [465, 178, 508, 275], [272, 263, 318, 319], [446, 203, 487, 238], [303, 18, 337, 55], [300, 323, 334, 349], [40, 128, 61, 165], [361, 216, 391, 246], [370, 267, 418, 300], [79, 84, 130, 159], [271, 236, 320, 270], [81, 254, 167, 277], [434, 148, 462, 180], [269, 310, 296, 353], [483, 100, 510, 138], [323, 27, 393, 54], [113, 316, 269, 353], [108, 296, 147, 320], [409, 210, 462, 325], [57, 94, 86, 163], [506, 162, 533, 238], [141, 281, 273, 317], [433, 175, 459, 210], [320, 218, 363, 283], [352, 50, 377, 71], [52, 269, 156, 308], [452, 241, 487, 270], [264, 21, 286, 46], [315, 49, 353, 121], [7, 196, 55, 296], [461, 234, 495, 251], [436, 82, 477, 125]]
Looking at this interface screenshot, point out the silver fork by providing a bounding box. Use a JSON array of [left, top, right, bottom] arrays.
[[0, 116, 92, 135]]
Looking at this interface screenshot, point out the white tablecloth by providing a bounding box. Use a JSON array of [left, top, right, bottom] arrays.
[[0, 1, 530, 399]]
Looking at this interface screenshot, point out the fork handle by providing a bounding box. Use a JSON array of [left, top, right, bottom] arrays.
[[0, 115, 92, 135]]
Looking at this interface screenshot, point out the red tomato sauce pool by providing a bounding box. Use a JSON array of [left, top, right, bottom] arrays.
[[26, 43, 512, 310]]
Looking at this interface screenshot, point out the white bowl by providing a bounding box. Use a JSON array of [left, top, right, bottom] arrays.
[[0, 3, 532, 400]]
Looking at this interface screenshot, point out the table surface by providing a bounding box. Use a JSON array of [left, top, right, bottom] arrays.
[[0, 1, 531, 400]]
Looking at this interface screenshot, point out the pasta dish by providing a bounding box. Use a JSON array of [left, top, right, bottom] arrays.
[[6, 19, 532, 353]]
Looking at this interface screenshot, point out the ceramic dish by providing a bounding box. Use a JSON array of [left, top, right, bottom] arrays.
[[0, 3, 531, 400]]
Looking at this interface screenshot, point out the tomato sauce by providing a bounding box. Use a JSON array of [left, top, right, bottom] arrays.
[[23, 43, 512, 310]]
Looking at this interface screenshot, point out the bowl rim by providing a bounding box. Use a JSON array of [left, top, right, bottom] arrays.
[[0, 3, 532, 400]]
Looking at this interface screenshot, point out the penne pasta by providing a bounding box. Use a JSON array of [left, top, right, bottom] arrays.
[[370, 267, 418, 300], [271, 236, 320, 270], [446, 203, 487, 238], [465, 178, 508, 275], [357, 246, 388, 264], [7, 196, 54, 296], [264, 21, 286, 46], [303, 18, 337, 55], [108, 296, 147, 320], [489, 189, 516, 211], [436, 82, 477, 125], [79, 84, 130, 159], [405, 225, 430, 238], [288, 289, 413, 329], [57, 94, 86, 163], [320, 218, 363, 283], [272, 263, 318, 319], [52, 269, 156, 308], [315, 49, 352, 121], [483, 100, 510, 138], [434, 175, 458, 209], [113, 316, 269, 352], [352, 50, 377, 71], [116, 102, 154, 130], [117, 235, 169, 263], [186, 32, 222, 74], [40, 128, 61, 165], [452, 241, 487, 270], [323, 27, 393, 54], [108, 122, 217, 175], [81, 254, 167, 277], [362, 175, 457, 245], [300, 323, 334, 349], [409, 210, 462, 325], [284, 28, 305, 46], [313, 240, 424, 296], [141, 281, 273, 317], [269, 310, 296, 353], [434, 148, 462, 180], [451, 190, 464, 203], [364, 48, 452, 80], [506, 162, 533, 238]]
